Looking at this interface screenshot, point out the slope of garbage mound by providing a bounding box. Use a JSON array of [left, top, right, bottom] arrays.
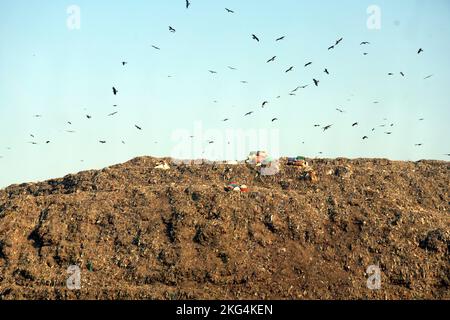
[[0, 157, 449, 300]]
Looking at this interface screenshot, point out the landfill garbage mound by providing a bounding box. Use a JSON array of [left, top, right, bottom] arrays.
[[0, 157, 449, 300]]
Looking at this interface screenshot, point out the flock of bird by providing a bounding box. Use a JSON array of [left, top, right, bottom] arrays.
[[1, 1, 448, 162]]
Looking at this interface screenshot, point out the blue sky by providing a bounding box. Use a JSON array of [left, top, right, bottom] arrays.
[[0, 0, 449, 187]]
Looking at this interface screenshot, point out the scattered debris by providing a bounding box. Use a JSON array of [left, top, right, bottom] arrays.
[[225, 182, 249, 192], [155, 162, 170, 170]]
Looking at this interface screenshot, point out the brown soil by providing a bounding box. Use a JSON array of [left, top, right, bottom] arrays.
[[0, 157, 449, 300]]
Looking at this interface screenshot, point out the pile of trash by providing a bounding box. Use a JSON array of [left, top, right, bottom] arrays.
[[287, 156, 318, 182], [246, 151, 280, 176], [154, 161, 170, 170], [287, 156, 308, 168], [0, 156, 449, 300]]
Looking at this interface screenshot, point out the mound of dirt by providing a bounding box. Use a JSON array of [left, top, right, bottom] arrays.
[[0, 157, 449, 300]]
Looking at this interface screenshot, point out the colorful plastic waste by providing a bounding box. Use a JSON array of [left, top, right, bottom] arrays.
[[225, 182, 249, 192]]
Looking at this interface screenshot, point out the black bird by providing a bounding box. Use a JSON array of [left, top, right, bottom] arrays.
[[228, 66, 237, 70], [262, 101, 268, 108], [400, 72, 405, 77], [385, 132, 392, 135], [304, 62, 312, 67], [424, 74, 433, 80], [363, 52, 369, 56], [417, 48, 423, 54], [336, 108, 345, 113], [241, 80, 248, 84], [313, 79, 319, 86], [222, 118, 229, 122], [335, 37, 343, 45], [419, 118, 425, 121], [186, 0, 190, 9], [108, 112, 118, 116], [360, 41, 370, 45], [291, 86, 300, 93], [362, 136, 369, 140], [46, 141, 50, 144], [113, 87, 118, 95], [352, 122, 359, 127], [276, 36, 285, 41], [208, 70, 218, 74], [30, 134, 35, 138], [388, 73, 394, 76], [324, 68, 329, 74], [208, 141, 214, 144], [328, 45, 335, 50], [272, 118, 278, 122], [225, 8, 234, 13], [372, 128, 375, 132], [34, 114, 42, 118], [267, 56, 276, 63], [28, 142, 38, 145], [252, 34, 260, 42], [152, 45, 161, 50], [169, 26, 176, 33], [99, 141, 106, 144], [86, 115, 92, 119], [285, 66, 294, 73], [314, 124, 321, 127], [67, 121, 72, 125], [244, 111, 254, 116], [122, 61, 127, 66], [415, 143, 423, 147], [135, 125, 142, 130], [323, 125, 333, 131]]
